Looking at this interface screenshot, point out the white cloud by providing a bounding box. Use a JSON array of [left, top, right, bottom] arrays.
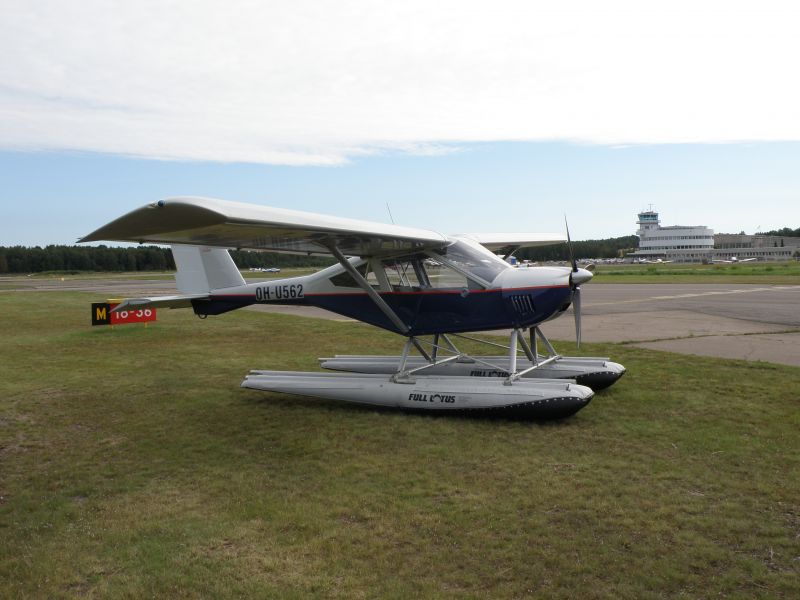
[[1, 0, 799, 165]]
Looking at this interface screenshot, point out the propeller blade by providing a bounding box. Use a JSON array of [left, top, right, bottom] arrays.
[[564, 216, 577, 272], [573, 286, 582, 349]]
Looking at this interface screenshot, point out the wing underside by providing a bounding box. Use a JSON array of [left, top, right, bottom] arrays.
[[80, 196, 449, 257], [455, 233, 567, 257]]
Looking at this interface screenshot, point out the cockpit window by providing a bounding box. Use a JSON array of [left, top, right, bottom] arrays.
[[329, 270, 360, 288], [423, 259, 467, 289], [430, 239, 509, 285], [327, 240, 509, 292], [329, 261, 374, 288], [383, 260, 423, 289]]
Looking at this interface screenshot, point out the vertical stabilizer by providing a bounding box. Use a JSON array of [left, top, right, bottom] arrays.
[[172, 245, 245, 294]]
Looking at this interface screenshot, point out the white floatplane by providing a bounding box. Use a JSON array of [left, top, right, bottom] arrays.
[[711, 256, 757, 263], [81, 197, 625, 419]]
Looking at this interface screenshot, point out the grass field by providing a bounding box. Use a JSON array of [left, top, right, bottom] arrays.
[[590, 261, 800, 285], [2, 292, 799, 598], [3, 261, 799, 288]]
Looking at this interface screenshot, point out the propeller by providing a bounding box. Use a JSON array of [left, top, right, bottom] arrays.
[[573, 284, 582, 349], [565, 216, 583, 348], [565, 216, 577, 273]]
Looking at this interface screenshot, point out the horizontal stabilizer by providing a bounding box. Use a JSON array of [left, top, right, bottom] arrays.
[[112, 294, 209, 312]]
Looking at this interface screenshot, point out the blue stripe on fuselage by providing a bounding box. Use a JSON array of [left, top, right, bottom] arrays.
[[199, 285, 572, 335]]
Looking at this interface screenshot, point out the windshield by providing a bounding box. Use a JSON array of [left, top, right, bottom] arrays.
[[430, 238, 510, 285], [326, 239, 511, 292]]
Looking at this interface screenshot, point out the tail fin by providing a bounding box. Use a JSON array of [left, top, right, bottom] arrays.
[[172, 245, 245, 294]]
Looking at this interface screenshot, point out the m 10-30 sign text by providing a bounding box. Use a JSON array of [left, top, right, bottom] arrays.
[[91, 303, 156, 326]]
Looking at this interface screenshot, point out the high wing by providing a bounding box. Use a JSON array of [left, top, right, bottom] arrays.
[[80, 196, 449, 257], [454, 232, 567, 257]]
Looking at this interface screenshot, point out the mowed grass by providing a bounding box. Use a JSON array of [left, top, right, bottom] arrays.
[[591, 260, 800, 284], [1, 293, 799, 598]]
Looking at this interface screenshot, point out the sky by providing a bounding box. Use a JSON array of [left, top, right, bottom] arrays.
[[1, 0, 799, 245]]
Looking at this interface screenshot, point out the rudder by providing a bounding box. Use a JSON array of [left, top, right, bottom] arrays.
[[171, 245, 245, 294]]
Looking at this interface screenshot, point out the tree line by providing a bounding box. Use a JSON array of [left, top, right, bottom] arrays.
[[762, 227, 800, 237], [516, 235, 639, 262], [0, 245, 333, 274], [1, 229, 794, 273]]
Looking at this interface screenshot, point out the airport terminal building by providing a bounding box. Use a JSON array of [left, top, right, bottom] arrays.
[[714, 232, 798, 262], [628, 209, 799, 263], [629, 210, 715, 262]]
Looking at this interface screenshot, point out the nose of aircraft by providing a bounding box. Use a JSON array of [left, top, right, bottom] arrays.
[[571, 267, 593, 286]]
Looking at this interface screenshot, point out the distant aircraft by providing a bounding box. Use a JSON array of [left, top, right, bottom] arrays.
[[81, 197, 625, 419], [500, 256, 537, 268], [636, 258, 672, 264], [712, 257, 757, 263]]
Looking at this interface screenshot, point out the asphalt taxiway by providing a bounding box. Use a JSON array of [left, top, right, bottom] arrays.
[[535, 283, 800, 367], [4, 277, 798, 366]]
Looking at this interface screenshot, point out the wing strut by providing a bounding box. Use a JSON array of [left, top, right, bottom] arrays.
[[325, 242, 410, 335]]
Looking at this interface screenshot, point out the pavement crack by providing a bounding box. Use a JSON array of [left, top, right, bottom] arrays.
[[620, 328, 800, 345]]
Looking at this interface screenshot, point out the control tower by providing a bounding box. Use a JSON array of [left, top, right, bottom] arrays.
[[631, 208, 714, 263], [636, 209, 660, 238]]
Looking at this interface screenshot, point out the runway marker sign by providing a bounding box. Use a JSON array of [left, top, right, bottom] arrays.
[[91, 302, 156, 326]]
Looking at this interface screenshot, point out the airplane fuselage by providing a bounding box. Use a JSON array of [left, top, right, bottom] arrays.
[[192, 261, 579, 336]]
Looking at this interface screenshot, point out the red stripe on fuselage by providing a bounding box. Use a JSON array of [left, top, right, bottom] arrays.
[[210, 284, 569, 300]]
